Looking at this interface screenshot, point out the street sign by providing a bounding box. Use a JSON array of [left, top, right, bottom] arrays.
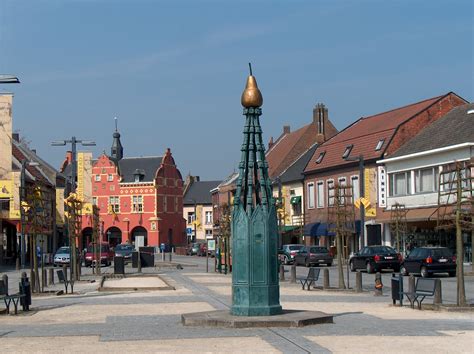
[[186, 228, 193, 235], [207, 240, 216, 251]]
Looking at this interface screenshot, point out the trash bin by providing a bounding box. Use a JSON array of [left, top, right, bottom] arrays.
[[114, 256, 125, 275], [139, 247, 155, 267], [391, 273, 403, 306], [19, 275, 31, 311], [132, 251, 139, 268]]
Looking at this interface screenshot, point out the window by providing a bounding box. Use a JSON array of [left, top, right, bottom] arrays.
[[389, 171, 411, 196], [92, 197, 98, 206], [205, 229, 213, 238], [375, 139, 385, 151], [109, 196, 120, 213], [316, 181, 324, 208], [342, 145, 353, 159], [132, 195, 143, 213], [415, 167, 438, 193], [135, 175, 141, 183], [338, 177, 347, 204], [307, 182, 315, 209], [315, 151, 326, 164], [187, 212, 195, 224], [351, 175, 360, 201], [107, 174, 113, 181], [95, 175, 101, 182], [327, 179, 335, 206], [205, 211, 212, 224]]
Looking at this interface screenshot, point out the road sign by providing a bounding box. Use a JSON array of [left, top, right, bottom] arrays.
[[186, 228, 193, 235], [207, 240, 216, 251]]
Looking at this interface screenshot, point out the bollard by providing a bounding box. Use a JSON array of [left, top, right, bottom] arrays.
[[279, 264, 285, 281], [20, 272, 31, 311], [408, 275, 415, 303], [434, 279, 442, 305], [48, 268, 54, 285], [162, 251, 165, 262], [63, 265, 68, 282], [2, 274, 8, 293], [138, 252, 142, 273], [290, 265, 297, 284], [355, 271, 363, 293], [374, 272, 383, 296], [168, 251, 172, 262], [16, 257, 20, 270], [323, 268, 330, 289]]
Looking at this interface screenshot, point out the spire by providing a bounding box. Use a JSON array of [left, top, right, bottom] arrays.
[[111, 116, 123, 162]]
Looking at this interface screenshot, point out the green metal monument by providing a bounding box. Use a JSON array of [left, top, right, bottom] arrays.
[[231, 65, 282, 316]]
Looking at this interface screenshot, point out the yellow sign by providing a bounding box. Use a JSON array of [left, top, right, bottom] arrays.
[[366, 208, 376, 217], [196, 205, 202, 231], [0, 180, 12, 198], [77, 152, 85, 200], [82, 202, 93, 215]]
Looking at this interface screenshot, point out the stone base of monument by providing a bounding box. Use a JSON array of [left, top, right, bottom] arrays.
[[181, 309, 333, 328]]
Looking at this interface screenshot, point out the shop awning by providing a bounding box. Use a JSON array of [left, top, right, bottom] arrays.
[[281, 225, 300, 233], [376, 207, 441, 223], [290, 196, 301, 204], [304, 221, 361, 237]]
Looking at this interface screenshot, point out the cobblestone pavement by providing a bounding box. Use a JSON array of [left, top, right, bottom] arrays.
[[1, 259, 473, 353]]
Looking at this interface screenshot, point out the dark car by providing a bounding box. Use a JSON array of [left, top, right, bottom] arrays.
[[114, 243, 134, 263], [294, 246, 333, 267], [278, 244, 305, 265], [187, 242, 207, 256], [349, 245, 401, 273], [400, 247, 456, 278]]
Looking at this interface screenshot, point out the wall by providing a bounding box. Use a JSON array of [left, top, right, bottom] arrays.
[[0, 94, 12, 180]]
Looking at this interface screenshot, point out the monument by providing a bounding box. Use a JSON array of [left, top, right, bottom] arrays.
[[182, 65, 333, 327], [231, 64, 282, 316]]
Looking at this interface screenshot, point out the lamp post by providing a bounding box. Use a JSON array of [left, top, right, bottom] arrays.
[[19, 159, 39, 269], [344, 154, 365, 251], [0, 75, 20, 84], [51, 137, 95, 280]]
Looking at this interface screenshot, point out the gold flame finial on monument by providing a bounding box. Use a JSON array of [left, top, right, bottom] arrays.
[[241, 63, 263, 108]]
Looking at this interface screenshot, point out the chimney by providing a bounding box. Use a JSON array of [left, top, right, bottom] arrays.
[[31, 149, 36, 154], [313, 103, 328, 141], [12, 133, 19, 142], [268, 136, 274, 150], [283, 125, 291, 134]]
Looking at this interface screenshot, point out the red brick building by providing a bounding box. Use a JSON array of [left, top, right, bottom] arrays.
[[76, 129, 186, 249], [303, 92, 467, 250]]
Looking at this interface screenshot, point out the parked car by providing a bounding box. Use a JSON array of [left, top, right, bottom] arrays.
[[294, 246, 333, 267], [84, 242, 114, 267], [349, 245, 401, 273], [114, 243, 134, 263], [400, 247, 456, 278], [278, 244, 305, 265], [187, 242, 207, 256], [53, 246, 71, 267]]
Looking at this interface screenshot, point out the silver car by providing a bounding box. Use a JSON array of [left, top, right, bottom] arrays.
[[53, 246, 71, 267]]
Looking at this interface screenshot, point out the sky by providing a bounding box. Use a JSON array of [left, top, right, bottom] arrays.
[[0, 0, 472, 180]]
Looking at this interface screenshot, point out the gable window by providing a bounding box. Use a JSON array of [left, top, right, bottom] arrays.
[[92, 197, 98, 206], [389, 171, 412, 196], [107, 174, 113, 181], [315, 151, 326, 164], [307, 182, 315, 209], [109, 196, 120, 213], [316, 181, 324, 208], [95, 175, 101, 182], [375, 139, 385, 151], [338, 177, 347, 204], [327, 179, 335, 206], [342, 145, 353, 159], [132, 195, 143, 213]]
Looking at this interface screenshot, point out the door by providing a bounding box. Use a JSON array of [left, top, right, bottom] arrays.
[[367, 225, 382, 246]]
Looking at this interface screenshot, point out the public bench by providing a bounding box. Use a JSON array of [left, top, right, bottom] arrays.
[[57, 270, 74, 294], [297, 267, 320, 290], [0, 279, 25, 315], [403, 278, 436, 309]]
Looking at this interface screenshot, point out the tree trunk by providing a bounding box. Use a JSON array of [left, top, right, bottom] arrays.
[[337, 231, 346, 289], [455, 170, 466, 306]]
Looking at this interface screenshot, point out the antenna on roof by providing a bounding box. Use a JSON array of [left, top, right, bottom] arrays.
[[114, 116, 118, 131], [248, 63, 253, 76]]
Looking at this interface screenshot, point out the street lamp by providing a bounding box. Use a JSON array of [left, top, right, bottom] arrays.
[[0, 75, 20, 84], [20, 159, 39, 269], [51, 137, 96, 280], [344, 154, 365, 251]]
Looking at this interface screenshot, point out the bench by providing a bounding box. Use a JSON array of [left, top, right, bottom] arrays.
[[57, 270, 74, 294], [403, 278, 436, 309], [1, 280, 25, 315], [297, 267, 320, 290]]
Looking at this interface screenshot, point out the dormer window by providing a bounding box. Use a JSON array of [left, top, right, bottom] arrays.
[[342, 145, 353, 159], [133, 169, 145, 183], [375, 139, 385, 151], [315, 151, 326, 164]]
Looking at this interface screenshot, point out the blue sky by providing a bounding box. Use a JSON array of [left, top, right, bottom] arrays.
[[0, 0, 472, 180]]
